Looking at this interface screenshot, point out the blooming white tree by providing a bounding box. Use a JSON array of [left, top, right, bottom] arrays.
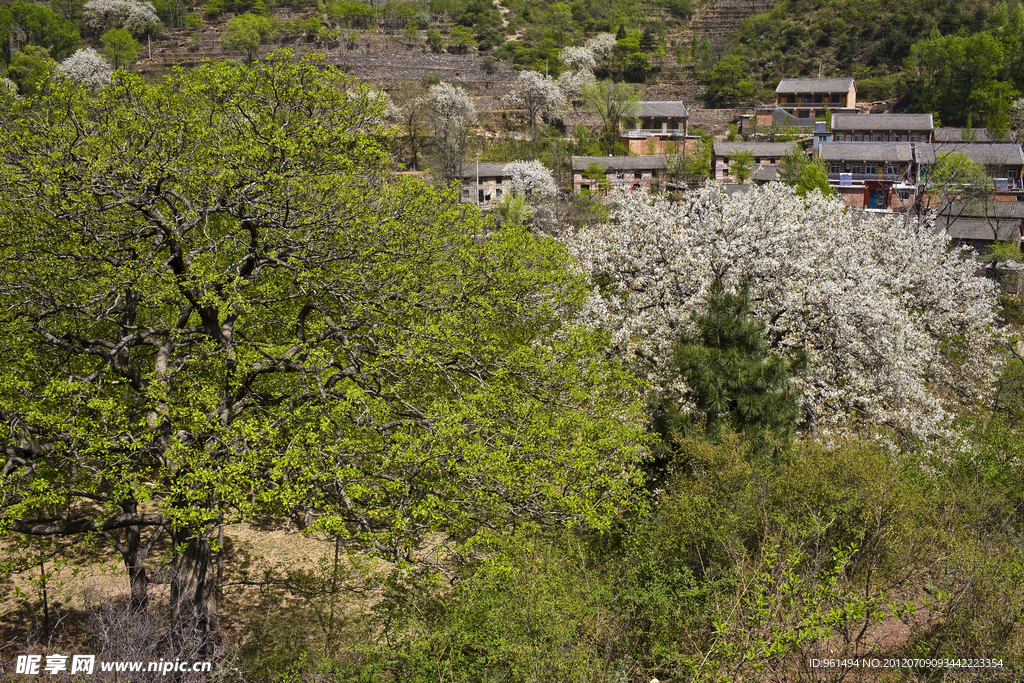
[[422, 81, 477, 183], [560, 183, 1003, 442], [0, 77, 17, 97], [503, 70, 566, 158], [56, 48, 113, 89], [84, 0, 161, 35], [556, 45, 597, 104], [585, 33, 617, 73], [504, 160, 557, 199]]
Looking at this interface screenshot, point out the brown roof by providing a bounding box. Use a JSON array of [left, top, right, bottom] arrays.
[[934, 215, 1023, 242]]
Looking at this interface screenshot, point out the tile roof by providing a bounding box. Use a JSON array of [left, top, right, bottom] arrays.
[[776, 77, 855, 94], [712, 141, 801, 157], [932, 127, 1012, 143], [571, 155, 668, 171], [818, 142, 914, 162], [458, 162, 510, 178], [915, 143, 1024, 166], [831, 113, 934, 131], [638, 101, 689, 118], [750, 165, 780, 182], [934, 215, 1023, 241]]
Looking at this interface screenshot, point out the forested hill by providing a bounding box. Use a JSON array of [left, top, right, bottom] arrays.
[[714, 0, 1021, 126]]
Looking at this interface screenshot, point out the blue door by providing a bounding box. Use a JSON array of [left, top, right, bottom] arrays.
[[869, 188, 887, 209]]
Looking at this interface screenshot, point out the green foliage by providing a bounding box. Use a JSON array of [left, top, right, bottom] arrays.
[[703, 54, 754, 106], [778, 148, 836, 197], [651, 280, 806, 461], [581, 78, 641, 146], [729, 148, 754, 182], [101, 28, 140, 69], [0, 51, 648, 629], [0, 2, 80, 65], [7, 45, 56, 97], [447, 25, 476, 52], [494, 193, 534, 228], [221, 13, 280, 63], [426, 29, 444, 52], [325, 0, 376, 28]]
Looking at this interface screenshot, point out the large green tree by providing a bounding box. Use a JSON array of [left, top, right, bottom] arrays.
[[0, 52, 647, 637]]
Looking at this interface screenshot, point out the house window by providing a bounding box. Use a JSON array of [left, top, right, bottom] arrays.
[[581, 184, 590, 191], [798, 110, 811, 118], [616, 172, 624, 179], [642, 119, 651, 129], [463, 189, 470, 197], [897, 190, 910, 200], [814, 94, 823, 103], [892, 134, 903, 142], [634, 171, 642, 179], [851, 165, 862, 174], [787, 94, 796, 103], [669, 121, 678, 130], [495, 177, 502, 184], [632, 183, 641, 191], [496, 188, 503, 197], [910, 135, 920, 142], [853, 134, 863, 141], [872, 134, 882, 142], [803, 95, 812, 103], [829, 164, 840, 174], [831, 94, 841, 103]]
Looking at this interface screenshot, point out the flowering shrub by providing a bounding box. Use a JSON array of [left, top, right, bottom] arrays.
[[561, 184, 1003, 441], [84, 0, 161, 35], [56, 48, 113, 88], [504, 160, 557, 198]]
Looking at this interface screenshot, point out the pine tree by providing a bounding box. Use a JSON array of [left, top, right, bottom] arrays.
[[651, 279, 806, 461]]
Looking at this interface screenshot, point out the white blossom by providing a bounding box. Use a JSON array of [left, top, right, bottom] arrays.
[[423, 82, 476, 182], [560, 45, 596, 73], [503, 70, 567, 120], [557, 68, 597, 103], [560, 183, 1003, 443], [84, 0, 161, 35], [56, 49, 113, 89], [0, 77, 17, 97], [585, 33, 616, 61], [504, 160, 557, 199]]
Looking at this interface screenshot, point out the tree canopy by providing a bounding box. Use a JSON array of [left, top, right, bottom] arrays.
[[0, 51, 647, 635]]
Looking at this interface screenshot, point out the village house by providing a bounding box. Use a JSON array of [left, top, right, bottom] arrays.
[[830, 113, 934, 143], [819, 142, 915, 210], [571, 155, 667, 194], [915, 143, 1024, 198], [932, 127, 1012, 144], [933, 199, 1024, 252], [458, 161, 510, 204], [712, 141, 801, 183], [620, 101, 690, 155], [755, 77, 857, 126]]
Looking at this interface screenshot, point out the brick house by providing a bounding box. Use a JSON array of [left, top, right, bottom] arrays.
[[830, 113, 934, 143], [768, 77, 857, 122], [571, 156, 667, 194], [458, 161, 511, 204], [819, 142, 915, 210], [933, 200, 1024, 252], [620, 101, 690, 155], [915, 143, 1024, 197], [712, 141, 801, 182]]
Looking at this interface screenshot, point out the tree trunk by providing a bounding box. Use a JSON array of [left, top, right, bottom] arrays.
[[118, 500, 151, 610], [170, 529, 218, 641]]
